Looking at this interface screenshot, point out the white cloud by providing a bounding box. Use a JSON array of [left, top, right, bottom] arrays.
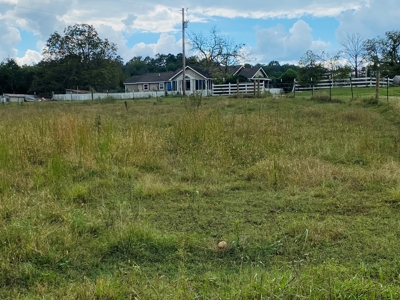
[[189, 0, 370, 19], [252, 20, 331, 63], [0, 24, 20, 58], [2, 26, 21, 45], [7, 0, 70, 38], [127, 33, 182, 59], [1, 0, 398, 66], [336, 0, 400, 41], [16, 49, 42, 65]]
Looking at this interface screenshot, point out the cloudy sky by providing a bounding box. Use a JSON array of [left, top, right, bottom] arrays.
[[0, 0, 399, 66]]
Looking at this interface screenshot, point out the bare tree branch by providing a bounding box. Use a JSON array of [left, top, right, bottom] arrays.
[[188, 26, 247, 80], [339, 32, 366, 77]]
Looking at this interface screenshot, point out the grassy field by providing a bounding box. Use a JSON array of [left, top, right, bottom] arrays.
[[2, 87, 400, 299]]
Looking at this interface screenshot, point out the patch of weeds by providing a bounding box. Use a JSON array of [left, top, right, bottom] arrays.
[[311, 93, 342, 103], [228, 94, 257, 99], [245, 158, 286, 190], [362, 96, 379, 106], [184, 92, 203, 111], [98, 96, 117, 104], [68, 184, 90, 204]]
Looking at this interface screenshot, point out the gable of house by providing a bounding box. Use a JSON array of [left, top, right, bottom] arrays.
[[169, 66, 213, 93], [169, 66, 210, 81], [236, 67, 269, 80]]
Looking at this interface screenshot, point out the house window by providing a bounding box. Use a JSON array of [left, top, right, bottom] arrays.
[[143, 84, 149, 91], [185, 79, 190, 91], [159, 83, 164, 90], [195, 80, 205, 90]]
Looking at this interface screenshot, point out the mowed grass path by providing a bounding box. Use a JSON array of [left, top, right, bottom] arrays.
[[1, 89, 400, 299]]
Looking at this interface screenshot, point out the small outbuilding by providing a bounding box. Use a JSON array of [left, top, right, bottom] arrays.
[[2, 94, 37, 103]]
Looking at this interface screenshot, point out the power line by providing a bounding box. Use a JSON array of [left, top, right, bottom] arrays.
[[0, 1, 179, 17], [0, 2, 64, 15]]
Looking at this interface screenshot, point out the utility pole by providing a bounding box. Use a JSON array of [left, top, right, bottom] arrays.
[[182, 8, 188, 95]]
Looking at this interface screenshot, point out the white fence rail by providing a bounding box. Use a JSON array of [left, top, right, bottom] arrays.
[[295, 77, 394, 91], [54, 91, 169, 101], [54, 92, 129, 101], [213, 82, 263, 95], [53, 90, 213, 101], [213, 82, 283, 96]]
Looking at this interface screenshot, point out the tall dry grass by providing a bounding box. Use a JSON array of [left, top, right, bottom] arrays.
[[1, 96, 400, 299]]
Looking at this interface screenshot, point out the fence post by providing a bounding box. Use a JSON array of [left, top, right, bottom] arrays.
[[350, 77, 353, 100], [293, 79, 296, 98], [375, 67, 380, 102], [311, 78, 314, 97], [387, 76, 389, 103]]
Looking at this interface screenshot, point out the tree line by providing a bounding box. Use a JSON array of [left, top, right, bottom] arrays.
[[1, 24, 400, 97]]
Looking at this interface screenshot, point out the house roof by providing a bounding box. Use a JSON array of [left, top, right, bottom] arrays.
[[65, 89, 91, 94], [236, 67, 269, 80], [169, 66, 212, 80], [3, 94, 28, 97], [227, 65, 243, 76], [189, 66, 213, 78], [3, 94, 37, 101], [124, 71, 176, 84]]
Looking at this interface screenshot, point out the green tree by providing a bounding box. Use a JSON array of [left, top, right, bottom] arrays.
[[0, 58, 20, 94], [279, 69, 298, 92], [298, 50, 327, 84], [124, 53, 200, 77], [262, 61, 299, 88], [32, 23, 123, 95], [124, 56, 150, 76], [263, 61, 283, 79], [364, 30, 400, 77], [0, 58, 37, 94]]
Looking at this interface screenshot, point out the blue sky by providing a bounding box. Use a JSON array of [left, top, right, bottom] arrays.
[[0, 0, 399, 66]]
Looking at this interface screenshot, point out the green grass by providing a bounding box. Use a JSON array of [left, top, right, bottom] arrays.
[[1, 88, 400, 298]]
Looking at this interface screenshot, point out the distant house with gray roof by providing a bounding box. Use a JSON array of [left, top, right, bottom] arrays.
[[124, 71, 176, 93], [123, 65, 271, 95], [228, 66, 271, 88]]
